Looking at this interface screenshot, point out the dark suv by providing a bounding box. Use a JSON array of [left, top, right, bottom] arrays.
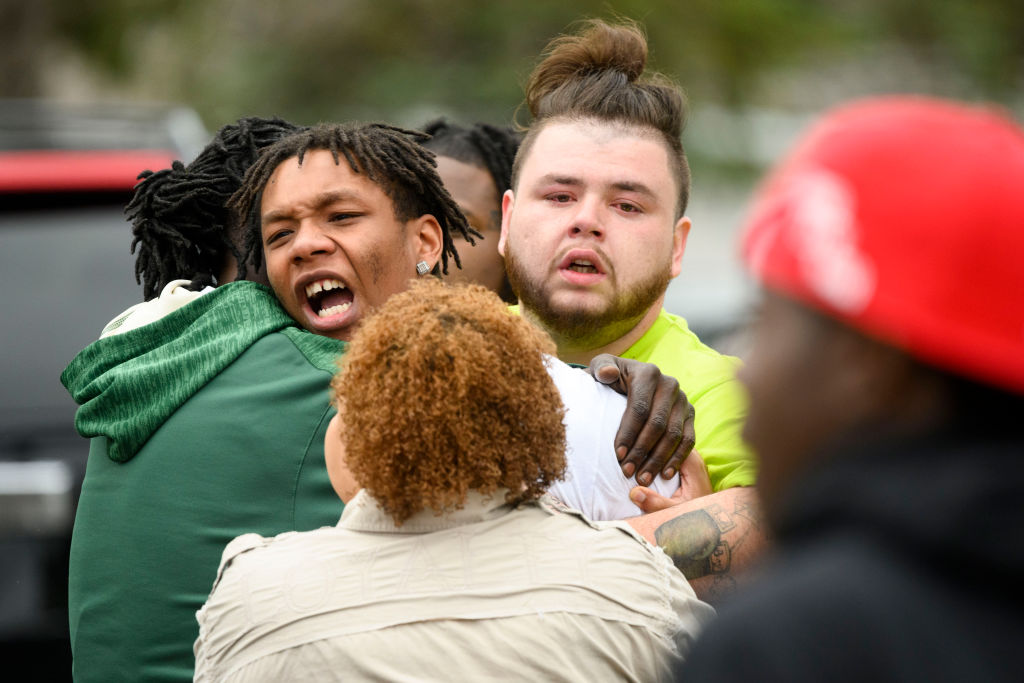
[[0, 99, 207, 677]]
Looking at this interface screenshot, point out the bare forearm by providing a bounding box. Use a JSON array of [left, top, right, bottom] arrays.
[[627, 486, 767, 605]]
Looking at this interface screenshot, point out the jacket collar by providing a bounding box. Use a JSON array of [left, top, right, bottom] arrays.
[[339, 489, 520, 534]]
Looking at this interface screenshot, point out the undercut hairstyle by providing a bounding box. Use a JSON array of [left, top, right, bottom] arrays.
[[514, 17, 691, 217], [421, 118, 522, 203], [127, 117, 304, 299], [331, 279, 567, 525], [230, 122, 478, 277]]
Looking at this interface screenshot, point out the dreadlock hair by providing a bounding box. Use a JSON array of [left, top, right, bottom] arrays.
[[230, 122, 477, 277], [420, 118, 521, 202], [513, 17, 691, 218], [127, 116, 304, 299]]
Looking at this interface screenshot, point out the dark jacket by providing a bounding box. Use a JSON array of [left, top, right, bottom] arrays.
[[679, 431, 1024, 682]]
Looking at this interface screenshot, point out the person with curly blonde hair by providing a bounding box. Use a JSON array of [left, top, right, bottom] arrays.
[[194, 280, 715, 681], [331, 279, 566, 524]]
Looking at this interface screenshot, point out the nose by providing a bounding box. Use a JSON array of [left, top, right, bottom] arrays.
[[568, 197, 604, 239], [289, 219, 336, 262]]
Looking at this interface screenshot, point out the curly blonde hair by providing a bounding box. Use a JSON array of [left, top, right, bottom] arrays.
[[330, 280, 567, 525]]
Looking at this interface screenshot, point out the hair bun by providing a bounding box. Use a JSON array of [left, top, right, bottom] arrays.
[[526, 19, 648, 117]]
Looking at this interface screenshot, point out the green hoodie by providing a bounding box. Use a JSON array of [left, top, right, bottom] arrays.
[[61, 281, 348, 683]]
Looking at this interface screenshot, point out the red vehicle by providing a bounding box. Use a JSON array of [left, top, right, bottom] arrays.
[[0, 99, 207, 677]]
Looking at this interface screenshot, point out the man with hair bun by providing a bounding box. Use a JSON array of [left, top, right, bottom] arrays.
[[195, 280, 715, 681], [679, 96, 1024, 682], [500, 17, 764, 602]]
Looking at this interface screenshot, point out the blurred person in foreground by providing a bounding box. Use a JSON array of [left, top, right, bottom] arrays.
[[679, 96, 1024, 682], [500, 17, 765, 603], [420, 117, 520, 302], [194, 280, 715, 682], [62, 119, 701, 682]]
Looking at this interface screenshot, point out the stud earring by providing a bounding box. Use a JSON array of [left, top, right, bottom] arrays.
[[415, 261, 431, 276]]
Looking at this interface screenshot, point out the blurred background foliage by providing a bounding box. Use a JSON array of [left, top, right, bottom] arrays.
[[4, 0, 1022, 130], [3, 0, 1022, 189]]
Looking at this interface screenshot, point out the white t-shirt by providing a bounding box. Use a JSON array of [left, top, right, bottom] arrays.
[[545, 356, 681, 521]]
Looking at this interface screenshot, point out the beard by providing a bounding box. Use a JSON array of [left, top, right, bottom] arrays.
[[505, 244, 672, 348]]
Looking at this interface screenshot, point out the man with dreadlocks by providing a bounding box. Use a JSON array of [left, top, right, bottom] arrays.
[[420, 117, 520, 302], [228, 121, 475, 342], [62, 118, 698, 682]]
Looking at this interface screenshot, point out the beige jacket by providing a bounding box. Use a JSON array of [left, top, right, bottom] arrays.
[[194, 491, 715, 682]]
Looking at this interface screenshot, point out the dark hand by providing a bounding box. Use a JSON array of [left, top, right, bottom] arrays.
[[586, 354, 696, 486], [629, 448, 712, 512]]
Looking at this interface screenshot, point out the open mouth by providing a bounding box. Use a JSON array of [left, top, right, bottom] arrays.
[[566, 259, 599, 274], [305, 278, 353, 317]]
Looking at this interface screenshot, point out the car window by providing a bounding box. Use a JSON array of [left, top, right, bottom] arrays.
[[0, 203, 140, 449]]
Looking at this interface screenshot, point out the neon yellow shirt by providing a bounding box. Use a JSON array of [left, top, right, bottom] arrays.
[[620, 309, 756, 490], [511, 305, 756, 490]]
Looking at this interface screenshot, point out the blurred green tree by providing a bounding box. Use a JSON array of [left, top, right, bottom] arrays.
[[4, 1, 1020, 139]]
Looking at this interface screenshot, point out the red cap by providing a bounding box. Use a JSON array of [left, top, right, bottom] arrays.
[[741, 96, 1024, 394]]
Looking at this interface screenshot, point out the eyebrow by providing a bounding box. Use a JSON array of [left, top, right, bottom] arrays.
[[261, 190, 362, 225], [535, 174, 657, 199], [610, 180, 657, 199], [537, 174, 582, 187]]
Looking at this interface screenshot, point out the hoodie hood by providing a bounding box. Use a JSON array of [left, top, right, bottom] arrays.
[[61, 281, 295, 463]]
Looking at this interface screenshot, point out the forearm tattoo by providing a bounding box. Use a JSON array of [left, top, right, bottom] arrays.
[[654, 496, 759, 581]]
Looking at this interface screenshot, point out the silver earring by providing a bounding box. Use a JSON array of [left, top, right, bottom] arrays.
[[416, 261, 431, 276]]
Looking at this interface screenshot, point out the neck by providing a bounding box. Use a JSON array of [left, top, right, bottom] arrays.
[[524, 301, 663, 366]]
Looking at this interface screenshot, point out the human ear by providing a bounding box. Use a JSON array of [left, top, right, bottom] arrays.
[[410, 214, 444, 271], [497, 190, 515, 257], [670, 216, 691, 279]]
